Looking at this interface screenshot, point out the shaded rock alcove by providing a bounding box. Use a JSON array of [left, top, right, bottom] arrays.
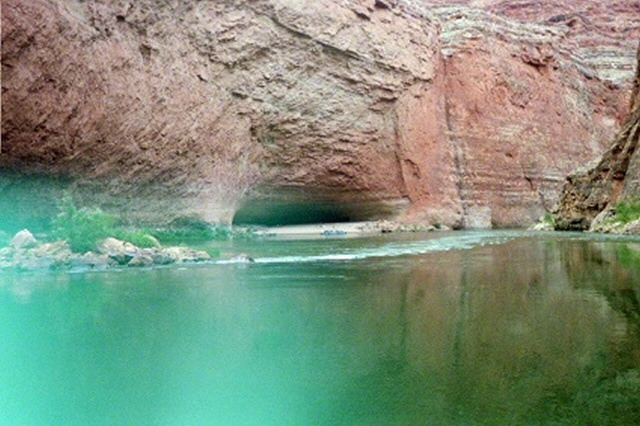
[[232, 189, 408, 227]]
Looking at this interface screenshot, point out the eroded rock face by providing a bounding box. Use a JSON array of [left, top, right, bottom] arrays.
[[428, 0, 639, 87], [2, 0, 638, 227], [427, 0, 638, 227], [555, 43, 640, 231]]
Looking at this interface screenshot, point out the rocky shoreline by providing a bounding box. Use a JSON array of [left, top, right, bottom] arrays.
[[587, 213, 640, 235], [251, 220, 452, 237], [0, 222, 457, 272], [3, 217, 639, 273], [0, 230, 211, 272]]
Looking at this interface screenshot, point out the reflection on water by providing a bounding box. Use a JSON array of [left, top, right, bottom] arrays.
[[1, 232, 639, 425]]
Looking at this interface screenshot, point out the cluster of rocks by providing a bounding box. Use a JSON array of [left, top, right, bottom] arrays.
[[0, 230, 211, 271], [588, 211, 640, 235], [528, 216, 555, 231]]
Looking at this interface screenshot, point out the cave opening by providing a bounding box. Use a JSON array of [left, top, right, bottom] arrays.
[[232, 201, 357, 227], [232, 198, 405, 227]]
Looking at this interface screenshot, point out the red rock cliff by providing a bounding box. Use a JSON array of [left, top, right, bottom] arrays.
[[555, 41, 640, 230], [1, 0, 638, 226]]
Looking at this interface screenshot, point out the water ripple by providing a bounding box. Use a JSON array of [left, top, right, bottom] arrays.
[[226, 232, 523, 265]]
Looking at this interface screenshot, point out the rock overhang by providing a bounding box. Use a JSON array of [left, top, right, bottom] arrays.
[[1, 0, 638, 228], [232, 186, 410, 226]]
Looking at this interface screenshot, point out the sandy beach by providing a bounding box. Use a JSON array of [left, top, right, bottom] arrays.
[[250, 221, 379, 237]]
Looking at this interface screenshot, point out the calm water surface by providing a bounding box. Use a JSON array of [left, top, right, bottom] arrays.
[[1, 231, 640, 425]]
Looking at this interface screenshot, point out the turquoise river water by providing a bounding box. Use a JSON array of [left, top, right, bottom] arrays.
[[1, 231, 640, 425]]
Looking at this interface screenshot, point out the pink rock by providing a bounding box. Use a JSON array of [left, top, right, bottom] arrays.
[[556, 43, 640, 231], [1, 0, 637, 228]]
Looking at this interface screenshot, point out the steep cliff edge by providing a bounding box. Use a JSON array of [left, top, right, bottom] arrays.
[[2, 0, 638, 227], [555, 43, 640, 231]]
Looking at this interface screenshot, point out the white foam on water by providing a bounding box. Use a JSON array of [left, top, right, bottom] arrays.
[[218, 232, 521, 265]]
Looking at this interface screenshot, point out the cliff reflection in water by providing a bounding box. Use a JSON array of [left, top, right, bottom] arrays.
[[327, 237, 640, 424], [1, 233, 639, 424]]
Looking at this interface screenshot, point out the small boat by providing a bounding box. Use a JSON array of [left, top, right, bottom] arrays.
[[321, 229, 347, 236]]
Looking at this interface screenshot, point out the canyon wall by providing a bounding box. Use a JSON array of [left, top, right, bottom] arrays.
[[427, 0, 638, 227], [2, 0, 638, 226], [555, 42, 640, 231]]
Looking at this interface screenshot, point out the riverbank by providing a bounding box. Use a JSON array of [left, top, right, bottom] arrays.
[[0, 230, 213, 272], [250, 220, 449, 237], [252, 222, 375, 237], [6, 214, 640, 273], [0, 219, 458, 272], [529, 207, 640, 235]]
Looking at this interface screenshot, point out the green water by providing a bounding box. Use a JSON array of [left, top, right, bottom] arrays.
[[1, 231, 640, 425]]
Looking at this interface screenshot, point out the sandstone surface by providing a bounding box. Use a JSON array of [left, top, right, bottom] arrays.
[[555, 42, 640, 231], [426, 0, 638, 227], [2, 0, 639, 227]]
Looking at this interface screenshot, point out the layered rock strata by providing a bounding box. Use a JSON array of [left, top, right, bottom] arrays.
[[555, 43, 640, 231], [2, 0, 638, 227], [426, 0, 637, 227], [428, 0, 640, 87]]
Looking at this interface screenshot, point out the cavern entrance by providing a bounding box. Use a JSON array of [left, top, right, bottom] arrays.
[[233, 201, 354, 226], [232, 197, 407, 227]]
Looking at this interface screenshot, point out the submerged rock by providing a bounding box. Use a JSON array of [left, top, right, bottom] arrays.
[[164, 247, 210, 263], [231, 254, 255, 263], [127, 254, 154, 268], [321, 230, 347, 236]]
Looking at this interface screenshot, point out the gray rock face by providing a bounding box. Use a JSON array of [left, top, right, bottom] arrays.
[[10, 230, 37, 249], [0, 240, 75, 270], [622, 219, 640, 235], [97, 237, 210, 266], [127, 254, 154, 268], [0, 236, 211, 271]]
